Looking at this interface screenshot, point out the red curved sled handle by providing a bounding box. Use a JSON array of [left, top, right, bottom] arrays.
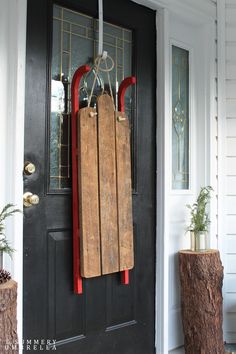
[[118, 76, 136, 285], [118, 76, 136, 113], [71, 65, 90, 294]]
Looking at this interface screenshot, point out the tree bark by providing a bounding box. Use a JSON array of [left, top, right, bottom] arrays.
[[0, 280, 18, 353], [179, 250, 224, 354]]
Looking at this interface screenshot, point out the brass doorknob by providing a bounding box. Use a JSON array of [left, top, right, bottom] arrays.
[[24, 162, 36, 175], [23, 192, 39, 207]]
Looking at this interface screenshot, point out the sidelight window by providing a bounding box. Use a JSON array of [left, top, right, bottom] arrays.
[[172, 45, 190, 190]]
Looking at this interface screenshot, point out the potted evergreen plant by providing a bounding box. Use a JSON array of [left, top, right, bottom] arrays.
[[0, 203, 20, 283], [186, 186, 213, 252]]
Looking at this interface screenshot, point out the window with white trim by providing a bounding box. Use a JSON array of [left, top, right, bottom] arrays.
[[172, 45, 189, 190]]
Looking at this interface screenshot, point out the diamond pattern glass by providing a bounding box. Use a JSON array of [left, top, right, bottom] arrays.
[[50, 5, 133, 190]]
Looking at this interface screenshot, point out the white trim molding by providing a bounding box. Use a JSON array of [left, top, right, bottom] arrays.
[[216, 0, 226, 259], [133, 0, 216, 23], [156, 8, 170, 354], [0, 0, 27, 350], [202, 18, 218, 249]]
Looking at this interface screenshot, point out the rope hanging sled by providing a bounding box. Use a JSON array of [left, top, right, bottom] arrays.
[[87, 54, 115, 108]]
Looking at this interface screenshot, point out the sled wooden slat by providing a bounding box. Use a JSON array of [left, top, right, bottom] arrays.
[[115, 112, 134, 271], [78, 107, 101, 278], [97, 95, 119, 275]]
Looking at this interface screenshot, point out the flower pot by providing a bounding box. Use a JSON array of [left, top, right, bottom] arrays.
[[195, 231, 207, 251], [190, 231, 208, 252]]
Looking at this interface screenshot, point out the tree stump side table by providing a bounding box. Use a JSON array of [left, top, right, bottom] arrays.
[[0, 280, 18, 354], [179, 250, 224, 354]]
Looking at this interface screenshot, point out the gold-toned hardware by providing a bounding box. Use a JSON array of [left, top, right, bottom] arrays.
[[89, 111, 98, 118], [24, 162, 36, 175], [23, 192, 39, 207], [117, 116, 126, 122]]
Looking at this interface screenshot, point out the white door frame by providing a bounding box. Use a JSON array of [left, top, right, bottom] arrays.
[[0, 0, 27, 349]]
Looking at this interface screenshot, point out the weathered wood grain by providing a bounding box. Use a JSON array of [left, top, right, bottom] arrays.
[[97, 95, 119, 275], [179, 250, 224, 354], [115, 112, 134, 271], [78, 107, 101, 278], [0, 280, 18, 354]]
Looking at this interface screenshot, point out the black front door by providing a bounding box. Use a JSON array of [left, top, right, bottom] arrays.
[[24, 1, 156, 353]]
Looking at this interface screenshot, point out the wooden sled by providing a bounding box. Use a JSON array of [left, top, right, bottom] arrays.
[[71, 65, 136, 294]]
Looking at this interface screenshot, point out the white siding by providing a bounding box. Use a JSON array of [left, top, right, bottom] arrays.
[[220, 0, 236, 342], [212, 13, 219, 250]]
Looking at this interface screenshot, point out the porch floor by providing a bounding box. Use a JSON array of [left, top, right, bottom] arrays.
[[169, 344, 236, 354], [169, 347, 184, 354]]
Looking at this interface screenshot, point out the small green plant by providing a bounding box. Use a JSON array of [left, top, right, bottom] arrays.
[[186, 186, 213, 233], [0, 203, 21, 258]]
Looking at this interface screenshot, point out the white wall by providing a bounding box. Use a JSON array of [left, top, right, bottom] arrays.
[[167, 9, 217, 350], [136, 1, 217, 352]]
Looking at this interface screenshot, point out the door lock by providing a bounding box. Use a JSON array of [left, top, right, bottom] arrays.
[[24, 162, 36, 175], [23, 192, 39, 207]]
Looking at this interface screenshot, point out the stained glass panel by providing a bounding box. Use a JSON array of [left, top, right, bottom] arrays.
[[172, 45, 189, 190], [50, 5, 133, 190]]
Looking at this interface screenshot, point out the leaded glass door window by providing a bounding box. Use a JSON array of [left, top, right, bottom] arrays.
[[50, 5, 133, 190], [172, 45, 190, 190]]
